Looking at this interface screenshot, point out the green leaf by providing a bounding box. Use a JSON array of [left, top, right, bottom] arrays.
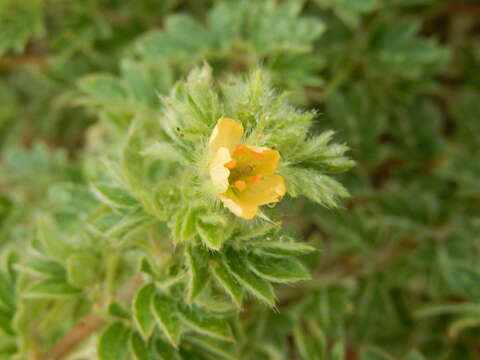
[[0, 309, 13, 336], [247, 254, 310, 283], [293, 322, 326, 360], [24, 279, 81, 298], [141, 143, 185, 163], [98, 322, 131, 360], [404, 350, 426, 360], [0, 272, 15, 310], [179, 304, 233, 342], [181, 207, 197, 242], [79, 74, 127, 102], [130, 332, 158, 360], [314, 0, 378, 27], [91, 183, 138, 209], [66, 253, 99, 287], [36, 216, 74, 260], [121, 60, 158, 108], [108, 301, 130, 320], [19, 259, 66, 279], [155, 338, 182, 360], [133, 283, 156, 340], [197, 222, 223, 251], [0, 1, 44, 56], [186, 245, 210, 304], [185, 334, 236, 360], [331, 341, 345, 360], [225, 249, 275, 306], [140, 258, 156, 277], [282, 167, 349, 207], [152, 292, 182, 347], [444, 264, 480, 301], [208, 253, 243, 308], [253, 239, 315, 257]]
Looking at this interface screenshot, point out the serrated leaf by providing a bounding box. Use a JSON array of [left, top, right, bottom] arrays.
[[140, 258, 157, 277], [79, 75, 127, 102], [155, 338, 182, 360], [141, 143, 185, 163], [173, 206, 188, 244], [282, 167, 349, 207], [91, 183, 138, 208], [19, 259, 66, 279], [185, 334, 236, 360], [121, 60, 158, 108], [133, 283, 156, 339], [253, 239, 315, 257], [179, 304, 233, 342], [208, 253, 243, 308], [37, 216, 74, 260], [152, 293, 182, 347], [197, 222, 223, 251], [98, 322, 131, 360], [247, 254, 310, 283], [24, 279, 81, 298], [234, 223, 279, 242], [108, 301, 130, 320], [314, 0, 378, 27], [181, 207, 197, 241], [186, 245, 210, 303], [130, 332, 158, 360], [225, 249, 275, 306]]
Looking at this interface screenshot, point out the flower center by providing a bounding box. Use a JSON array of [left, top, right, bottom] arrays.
[[225, 145, 264, 192]]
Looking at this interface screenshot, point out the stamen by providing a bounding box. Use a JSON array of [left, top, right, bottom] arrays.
[[241, 165, 254, 175], [224, 159, 237, 169], [248, 148, 264, 158], [248, 174, 263, 184], [233, 145, 246, 155], [233, 180, 247, 191]]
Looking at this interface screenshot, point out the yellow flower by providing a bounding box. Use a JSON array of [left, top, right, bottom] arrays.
[[208, 118, 286, 219]]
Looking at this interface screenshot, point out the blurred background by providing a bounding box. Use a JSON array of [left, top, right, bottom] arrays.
[[0, 0, 479, 359]]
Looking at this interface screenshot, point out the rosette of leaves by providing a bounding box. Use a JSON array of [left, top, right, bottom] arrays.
[[78, 65, 353, 358]]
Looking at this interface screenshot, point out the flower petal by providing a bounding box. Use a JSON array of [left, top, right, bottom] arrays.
[[244, 147, 280, 175], [209, 118, 244, 154], [220, 192, 258, 220], [219, 175, 286, 219], [240, 174, 286, 206], [209, 147, 232, 194]]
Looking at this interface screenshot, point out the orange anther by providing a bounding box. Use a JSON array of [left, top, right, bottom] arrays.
[[248, 174, 263, 184], [233, 180, 247, 191], [233, 145, 246, 155], [248, 148, 263, 158], [241, 165, 254, 175], [224, 159, 237, 169]]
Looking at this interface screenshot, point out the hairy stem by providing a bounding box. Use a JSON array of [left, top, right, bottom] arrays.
[[37, 275, 144, 360]]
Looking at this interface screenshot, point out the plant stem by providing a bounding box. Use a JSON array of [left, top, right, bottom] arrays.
[[36, 275, 144, 360]]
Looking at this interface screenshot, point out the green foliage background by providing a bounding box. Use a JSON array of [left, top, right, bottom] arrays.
[[0, 0, 479, 359]]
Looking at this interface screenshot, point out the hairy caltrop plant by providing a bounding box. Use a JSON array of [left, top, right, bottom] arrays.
[[1, 0, 478, 359]]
